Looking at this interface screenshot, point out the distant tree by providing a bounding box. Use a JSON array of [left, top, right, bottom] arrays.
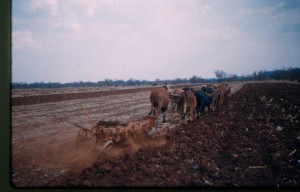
[[97, 81, 103, 86], [214, 70, 226, 82], [171, 78, 183, 84], [126, 78, 140, 86], [189, 75, 198, 84], [114, 79, 125, 86], [104, 78, 110, 86], [257, 71, 264, 81], [11, 67, 300, 89], [189, 75, 205, 83], [227, 74, 238, 82], [154, 78, 162, 85], [251, 71, 257, 80]]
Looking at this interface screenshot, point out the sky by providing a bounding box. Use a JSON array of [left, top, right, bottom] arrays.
[[12, 0, 300, 83]]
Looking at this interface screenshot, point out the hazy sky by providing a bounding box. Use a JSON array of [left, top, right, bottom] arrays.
[[12, 0, 300, 83]]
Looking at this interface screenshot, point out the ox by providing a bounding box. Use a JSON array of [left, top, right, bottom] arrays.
[[201, 86, 221, 111], [207, 84, 218, 89], [194, 90, 212, 117], [176, 90, 197, 122], [148, 87, 170, 123], [201, 86, 215, 95], [182, 87, 194, 92], [218, 83, 231, 106], [209, 89, 221, 111], [171, 88, 184, 95], [169, 88, 183, 112]]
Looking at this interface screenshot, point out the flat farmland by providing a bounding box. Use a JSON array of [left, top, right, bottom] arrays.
[[11, 81, 300, 188], [12, 86, 158, 186], [12, 84, 201, 186]]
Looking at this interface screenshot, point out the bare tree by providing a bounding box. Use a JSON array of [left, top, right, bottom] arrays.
[[104, 78, 110, 86], [257, 71, 264, 81], [215, 70, 226, 82], [189, 75, 197, 84]]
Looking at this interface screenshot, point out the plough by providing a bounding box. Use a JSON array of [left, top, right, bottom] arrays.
[[68, 104, 170, 156]]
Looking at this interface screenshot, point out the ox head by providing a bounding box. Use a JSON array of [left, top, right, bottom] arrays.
[[169, 94, 181, 112], [163, 84, 172, 94]]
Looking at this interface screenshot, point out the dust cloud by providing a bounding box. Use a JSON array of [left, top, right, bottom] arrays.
[[95, 130, 166, 161], [12, 127, 167, 187]]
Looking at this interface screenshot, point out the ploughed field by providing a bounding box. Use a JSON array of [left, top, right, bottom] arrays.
[[11, 82, 300, 188]]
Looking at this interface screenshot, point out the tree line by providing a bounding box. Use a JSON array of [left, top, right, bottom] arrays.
[[12, 67, 300, 89], [214, 67, 300, 82]]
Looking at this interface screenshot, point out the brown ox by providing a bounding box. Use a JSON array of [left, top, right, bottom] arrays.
[[171, 88, 184, 95], [208, 84, 218, 89], [177, 90, 197, 122], [200, 86, 220, 112], [169, 88, 183, 112], [208, 89, 221, 111], [218, 83, 231, 106], [148, 87, 170, 123]]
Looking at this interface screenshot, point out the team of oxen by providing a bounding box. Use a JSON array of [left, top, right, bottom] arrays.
[[148, 83, 231, 124]]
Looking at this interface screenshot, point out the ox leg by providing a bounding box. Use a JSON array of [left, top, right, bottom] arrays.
[[181, 103, 187, 121], [162, 110, 167, 123], [161, 107, 168, 123], [186, 106, 192, 122], [181, 113, 186, 121], [196, 106, 200, 119], [189, 108, 194, 122], [163, 114, 166, 123], [181, 107, 186, 120], [152, 107, 157, 118], [154, 108, 159, 125], [148, 107, 154, 116], [200, 104, 205, 116], [149, 108, 158, 132], [215, 99, 219, 111], [213, 100, 217, 112], [207, 105, 211, 114], [171, 102, 177, 112], [220, 96, 224, 106]]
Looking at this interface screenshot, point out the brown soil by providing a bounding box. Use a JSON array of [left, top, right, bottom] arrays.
[[12, 84, 191, 106], [12, 87, 156, 106], [12, 83, 300, 189]]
